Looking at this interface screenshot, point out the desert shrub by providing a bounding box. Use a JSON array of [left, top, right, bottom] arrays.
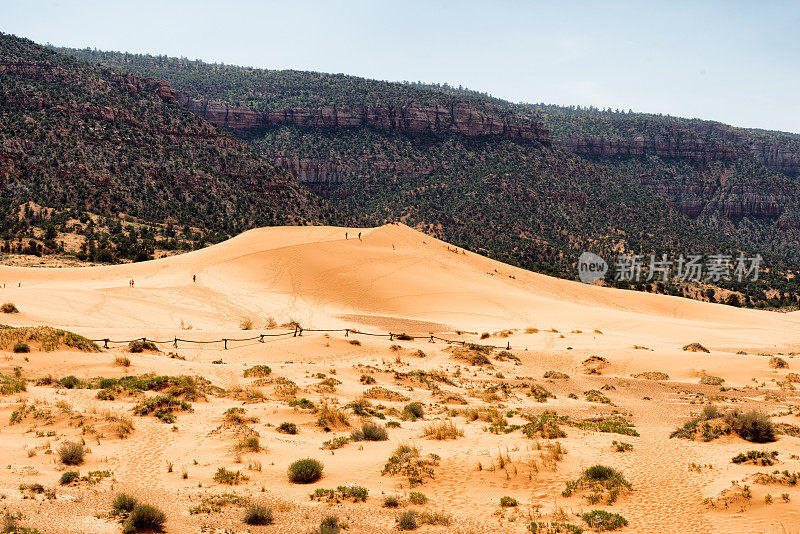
[[396, 333, 414, 341], [123, 504, 166, 533], [12, 341, 30, 353], [316, 404, 349, 429], [631, 371, 669, 380], [243, 365, 271, 377], [732, 450, 778, 466], [387, 421, 401, 428], [396, 510, 418, 530], [383, 495, 401, 507], [58, 442, 85, 465], [0, 373, 26, 394], [349, 339, 361, 346], [1, 302, 19, 313], [418, 511, 452, 526], [235, 437, 260, 451], [112, 493, 139, 513], [60, 375, 81, 389], [403, 402, 425, 419], [287, 458, 323, 483], [278, 422, 298, 434], [243, 503, 273, 525], [528, 521, 583, 533], [289, 397, 315, 410], [700, 375, 724, 385], [352, 421, 388, 441], [673, 406, 775, 443], [60, 471, 80, 485], [239, 317, 254, 330], [522, 411, 567, 439], [360, 374, 376, 384], [132, 395, 192, 423], [500, 496, 518, 507], [683, 342, 710, 353], [322, 436, 351, 450], [770, 356, 789, 369], [114, 356, 131, 367], [530, 384, 555, 402], [731, 410, 776, 443], [309, 516, 341, 534], [581, 510, 628, 531], [612, 440, 633, 452], [422, 420, 463, 440], [563, 465, 631, 504], [128, 339, 158, 353], [584, 390, 611, 404], [543, 370, 569, 379], [408, 491, 427, 505], [382, 444, 440, 486], [214, 467, 249, 485]]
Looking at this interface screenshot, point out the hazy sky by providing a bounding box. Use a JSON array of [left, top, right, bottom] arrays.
[[2, 0, 799, 133]]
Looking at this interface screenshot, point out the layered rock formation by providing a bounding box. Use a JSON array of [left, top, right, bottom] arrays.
[[176, 95, 551, 145], [556, 133, 742, 163], [272, 156, 343, 183]]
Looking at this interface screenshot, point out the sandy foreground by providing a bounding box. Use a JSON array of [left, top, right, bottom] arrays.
[[0, 223, 799, 533]]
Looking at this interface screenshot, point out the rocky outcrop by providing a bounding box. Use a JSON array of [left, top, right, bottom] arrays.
[[176, 95, 551, 145], [557, 133, 742, 163], [748, 142, 800, 175], [635, 174, 788, 219], [272, 156, 343, 183]]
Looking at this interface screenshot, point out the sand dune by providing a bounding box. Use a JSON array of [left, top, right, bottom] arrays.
[[1, 225, 799, 534], [0, 223, 796, 350]]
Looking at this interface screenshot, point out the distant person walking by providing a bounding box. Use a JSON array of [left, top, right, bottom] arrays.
[[358, 232, 361, 240], [345, 232, 348, 240], [192, 274, 196, 283]]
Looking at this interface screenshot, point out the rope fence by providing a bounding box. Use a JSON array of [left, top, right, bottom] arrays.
[[89, 326, 518, 351]]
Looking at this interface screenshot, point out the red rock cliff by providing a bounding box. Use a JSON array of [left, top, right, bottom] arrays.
[[175, 95, 551, 145]]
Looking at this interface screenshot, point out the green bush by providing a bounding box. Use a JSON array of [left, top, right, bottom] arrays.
[[243, 503, 273, 525], [309, 516, 340, 534], [397, 510, 419, 530], [123, 503, 166, 533], [383, 495, 401, 507], [500, 496, 518, 507], [60, 375, 81, 389], [243, 365, 271, 377], [278, 422, 298, 434], [12, 341, 30, 353], [58, 442, 85, 465], [112, 493, 138, 513], [1, 302, 19, 314], [403, 402, 425, 419], [213, 467, 249, 485], [408, 491, 427, 505], [731, 410, 776, 443], [59, 471, 80, 485], [128, 339, 158, 353], [132, 394, 192, 423], [287, 458, 323, 483], [351, 422, 388, 441], [581, 510, 628, 531]]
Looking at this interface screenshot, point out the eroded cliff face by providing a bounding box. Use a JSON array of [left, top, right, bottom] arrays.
[[636, 174, 788, 219], [176, 95, 552, 144], [556, 134, 743, 163]]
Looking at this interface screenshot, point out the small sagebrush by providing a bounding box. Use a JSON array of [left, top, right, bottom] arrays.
[[123, 503, 166, 533], [58, 442, 85, 465], [287, 458, 323, 483], [422, 420, 463, 440], [1, 302, 19, 313], [243, 503, 273, 525]]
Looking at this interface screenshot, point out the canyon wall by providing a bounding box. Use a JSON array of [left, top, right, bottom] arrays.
[[175, 95, 552, 145]]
